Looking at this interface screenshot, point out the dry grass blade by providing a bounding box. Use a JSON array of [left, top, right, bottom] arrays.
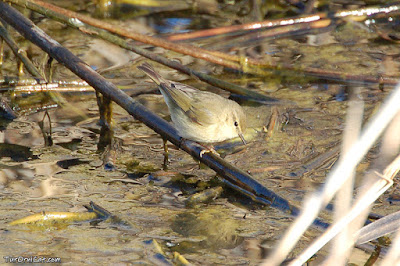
[[263, 81, 400, 265], [293, 155, 400, 265], [329, 87, 364, 264]]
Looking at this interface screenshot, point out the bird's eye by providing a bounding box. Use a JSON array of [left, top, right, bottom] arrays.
[[234, 121, 239, 127], [171, 83, 176, 88]]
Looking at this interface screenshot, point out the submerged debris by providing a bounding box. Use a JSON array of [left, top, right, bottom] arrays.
[[185, 186, 223, 207], [8, 201, 134, 229], [9, 211, 98, 227]]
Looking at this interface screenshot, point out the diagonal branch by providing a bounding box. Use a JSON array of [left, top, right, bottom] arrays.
[[0, 2, 330, 228]]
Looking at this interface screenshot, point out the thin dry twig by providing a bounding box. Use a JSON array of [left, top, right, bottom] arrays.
[[6, 0, 400, 86], [167, 4, 400, 41], [263, 80, 400, 265]]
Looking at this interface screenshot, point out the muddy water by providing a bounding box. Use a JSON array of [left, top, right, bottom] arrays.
[[0, 1, 399, 265]]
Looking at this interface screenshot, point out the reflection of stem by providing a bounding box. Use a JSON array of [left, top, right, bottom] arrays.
[[46, 56, 55, 83], [96, 91, 114, 152], [45, 110, 52, 137], [101, 135, 117, 170], [265, 106, 279, 139], [95, 91, 112, 128], [163, 138, 169, 170], [38, 110, 53, 146]]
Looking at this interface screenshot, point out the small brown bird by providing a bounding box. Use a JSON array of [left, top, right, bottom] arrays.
[[138, 63, 246, 144]]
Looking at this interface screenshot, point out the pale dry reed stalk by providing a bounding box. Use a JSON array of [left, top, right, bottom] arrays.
[[262, 82, 400, 266]]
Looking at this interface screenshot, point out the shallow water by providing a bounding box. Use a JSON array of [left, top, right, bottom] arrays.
[[1, 1, 399, 265]]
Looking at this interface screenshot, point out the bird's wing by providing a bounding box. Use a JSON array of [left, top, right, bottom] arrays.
[[162, 83, 223, 126], [138, 63, 225, 126]]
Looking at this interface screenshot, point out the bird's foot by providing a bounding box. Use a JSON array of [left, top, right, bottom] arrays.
[[199, 145, 219, 158]]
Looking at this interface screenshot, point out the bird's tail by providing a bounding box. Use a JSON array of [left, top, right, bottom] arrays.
[[138, 62, 165, 85]]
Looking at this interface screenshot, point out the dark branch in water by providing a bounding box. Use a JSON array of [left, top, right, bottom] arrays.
[[0, 2, 329, 228]]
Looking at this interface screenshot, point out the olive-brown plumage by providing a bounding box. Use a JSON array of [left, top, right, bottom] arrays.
[[138, 63, 246, 144]]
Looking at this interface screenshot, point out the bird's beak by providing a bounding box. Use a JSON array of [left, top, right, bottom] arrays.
[[238, 132, 246, 145]]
